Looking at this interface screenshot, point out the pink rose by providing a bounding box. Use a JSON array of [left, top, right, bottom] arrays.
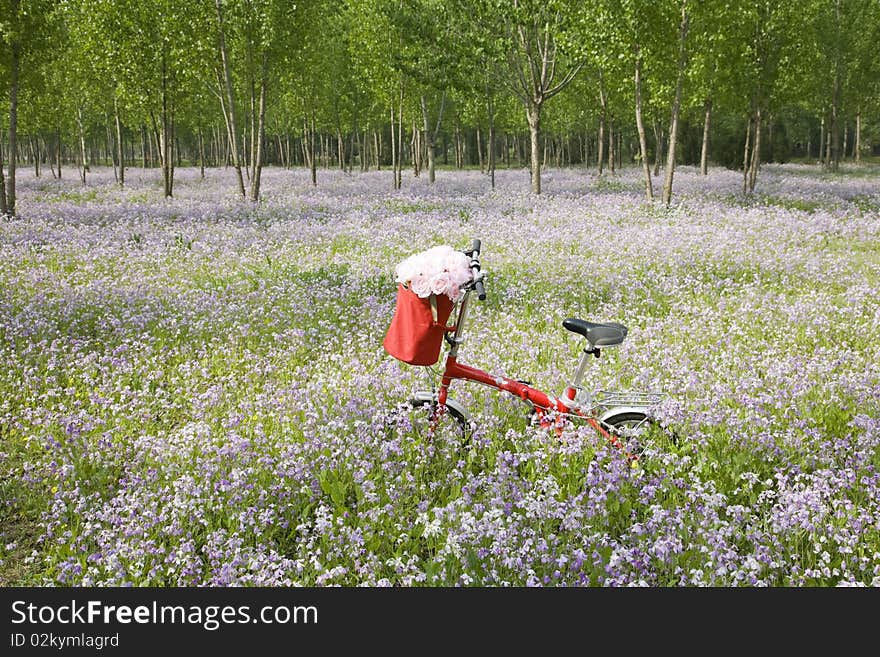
[[395, 255, 418, 285], [430, 271, 452, 297], [444, 251, 473, 286], [409, 273, 432, 298]]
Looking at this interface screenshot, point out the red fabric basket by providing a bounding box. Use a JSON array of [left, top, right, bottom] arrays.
[[383, 284, 454, 365]]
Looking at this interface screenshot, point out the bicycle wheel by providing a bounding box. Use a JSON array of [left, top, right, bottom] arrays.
[[601, 410, 651, 451], [601, 410, 676, 456], [386, 398, 470, 444]]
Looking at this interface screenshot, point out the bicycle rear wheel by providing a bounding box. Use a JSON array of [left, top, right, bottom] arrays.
[[601, 410, 650, 452], [601, 410, 676, 456]]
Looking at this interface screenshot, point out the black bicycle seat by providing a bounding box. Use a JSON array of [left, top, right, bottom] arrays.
[[562, 318, 628, 346]]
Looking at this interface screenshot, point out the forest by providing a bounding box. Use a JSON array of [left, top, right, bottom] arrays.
[[1, 0, 879, 211]]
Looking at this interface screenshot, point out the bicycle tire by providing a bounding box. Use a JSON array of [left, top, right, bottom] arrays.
[[601, 409, 678, 456], [601, 410, 650, 451], [385, 398, 470, 444]]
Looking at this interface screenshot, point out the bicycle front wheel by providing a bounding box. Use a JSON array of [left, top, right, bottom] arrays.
[[386, 398, 470, 445]]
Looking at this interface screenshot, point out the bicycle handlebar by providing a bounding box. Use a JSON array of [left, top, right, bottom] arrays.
[[469, 239, 486, 301], [474, 278, 486, 301]]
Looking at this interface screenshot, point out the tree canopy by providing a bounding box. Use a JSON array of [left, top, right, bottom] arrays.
[[1, 0, 878, 213]]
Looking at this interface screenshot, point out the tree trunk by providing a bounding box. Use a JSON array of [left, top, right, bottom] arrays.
[[410, 118, 420, 177], [634, 51, 653, 200], [361, 130, 368, 172], [216, 124, 223, 166], [653, 120, 663, 176], [215, 0, 246, 197], [608, 113, 615, 174], [425, 115, 435, 182], [76, 106, 88, 185], [476, 125, 484, 174], [308, 118, 317, 185], [819, 114, 826, 166], [830, 2, 841, 171], [527, 104, 542, 194], [48, 134, 58, 179], [597, 81, 606, 175], [248, 70, 256, 184], [855, 109, 861, 163], [749, 107, 761, 193], [618, 133, 623, 169], [114, 98, 125, 187], [198, 127, 205, 177], [662, 0, 689, 207], [142, 125, 148, 168], [396, 87, 404, 189], [742, 115, 751, 194], [249, 52, 268, 202], [108, 123, 118, 183], [700, 98, 712, 175], [487, 92, 496, 189], [420, 92, 445, 184], [6, 34, 20, 215], [373, 130, 380, 170], [824, 117, 832, 168], [159, 54, 173, 198], [0, 132, 7, 215], [390, 104, 399, 189], [31, 136, 40, 178], [337, 129, 345, 170], [56, 127, 62, 178]]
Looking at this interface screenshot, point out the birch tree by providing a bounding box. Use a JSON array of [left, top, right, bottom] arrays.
[[660, 0, 689, 207], [500, 0, 583, 194], [0, 0, 56, 216]]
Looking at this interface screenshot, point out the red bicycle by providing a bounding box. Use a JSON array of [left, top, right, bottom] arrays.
[[386, 240, 666, 461]]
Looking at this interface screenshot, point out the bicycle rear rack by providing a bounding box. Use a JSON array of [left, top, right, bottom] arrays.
[[592, 389, 665, 411]]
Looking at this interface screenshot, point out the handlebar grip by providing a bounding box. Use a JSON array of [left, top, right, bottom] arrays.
[[469, 239, 485, 299], [475, 278, 486, 301]]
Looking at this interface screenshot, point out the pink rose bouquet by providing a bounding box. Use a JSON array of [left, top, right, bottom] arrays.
[[394, 245, 473, 302]]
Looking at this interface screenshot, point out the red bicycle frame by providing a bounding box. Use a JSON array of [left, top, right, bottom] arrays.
[[430, 277, 629, 455], [436, 356, 627, 453]]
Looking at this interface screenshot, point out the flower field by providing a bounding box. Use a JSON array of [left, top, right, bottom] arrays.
[[1, 163, 879, 586]]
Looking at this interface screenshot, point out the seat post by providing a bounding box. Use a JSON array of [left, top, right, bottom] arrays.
[[569, 345, 594, 390]]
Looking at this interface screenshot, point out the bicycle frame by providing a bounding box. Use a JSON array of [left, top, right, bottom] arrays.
[[429, 284, 633, 454]]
